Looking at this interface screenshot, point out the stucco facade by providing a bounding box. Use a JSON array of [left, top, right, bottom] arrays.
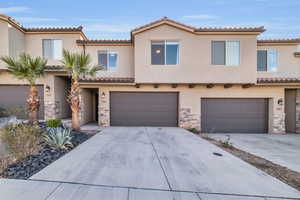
[[1, 14, 300, 133]]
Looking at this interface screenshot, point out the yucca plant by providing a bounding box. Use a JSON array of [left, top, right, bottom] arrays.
[[0, 54, 47, 123], [61, 50, 101, 130], [44, 128, 73, 150]]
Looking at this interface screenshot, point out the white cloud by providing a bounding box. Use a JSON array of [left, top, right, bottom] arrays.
[[16, 17, 60, 23], [182, 14, 218, 20], [0, 6, 29, 13], [85, 24, 135, 33]]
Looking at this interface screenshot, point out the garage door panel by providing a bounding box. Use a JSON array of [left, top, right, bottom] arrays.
[[0, 85, 44, 119], [110, 92, 178, 126], [202, 98, 268, 133]]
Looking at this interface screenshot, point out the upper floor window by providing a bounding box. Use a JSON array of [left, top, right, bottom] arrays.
[[151, 41, 179, 65], [212, 41, 240, 66], [42, 39, 62, 60], [98, 51, 118, 71], [257, 50, 278, 72]]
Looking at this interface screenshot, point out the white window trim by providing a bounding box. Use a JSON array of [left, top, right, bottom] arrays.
[[211, 40, 240, 67], [98, 51, 119, 71], [151, 40, 179, 66], [42, 39, 63, 60]]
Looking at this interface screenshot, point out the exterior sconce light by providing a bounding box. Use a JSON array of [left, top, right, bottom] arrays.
[[45, 85, 50, 92], [101, 92, 105, 98], [277, 98, 283, 106]]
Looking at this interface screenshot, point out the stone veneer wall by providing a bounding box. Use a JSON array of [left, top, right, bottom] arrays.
[[99, 90, 110, 127], [296, 89, 300, 133], [178, 108, 200, 130], [272, 97, 286, 134]]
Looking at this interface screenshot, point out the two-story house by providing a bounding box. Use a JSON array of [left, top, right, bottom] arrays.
[[1, 14, 300, 134]]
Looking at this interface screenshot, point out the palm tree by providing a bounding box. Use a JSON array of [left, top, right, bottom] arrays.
[[0, 53, 47, 123], [61, 49, 101, 131]]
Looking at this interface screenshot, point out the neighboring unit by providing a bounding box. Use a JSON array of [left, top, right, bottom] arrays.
[[1, 14, 300, 133]]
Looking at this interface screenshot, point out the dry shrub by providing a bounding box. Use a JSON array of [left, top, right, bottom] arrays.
[[0, 124, 42, 160]]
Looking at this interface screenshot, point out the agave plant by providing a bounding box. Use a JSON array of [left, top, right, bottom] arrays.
[[44, 128, 73, 150]]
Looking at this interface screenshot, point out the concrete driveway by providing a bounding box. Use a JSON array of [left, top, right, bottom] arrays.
[[208, 134, 300, 173], [26, 127, 300, 199]]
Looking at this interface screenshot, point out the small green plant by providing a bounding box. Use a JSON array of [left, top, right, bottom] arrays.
[[220, 135, 234, 149], [44, 128, 73, 150], [46, 119, 62, 128], [188, 128, 200, 134], [0, 124, 42, 160], [0, 107, 8, 117]]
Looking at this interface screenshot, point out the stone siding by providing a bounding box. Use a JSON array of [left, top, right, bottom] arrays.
[[99, 90, 110, 127], [296, 89, 300, 133], [179, 108, 200, 131]]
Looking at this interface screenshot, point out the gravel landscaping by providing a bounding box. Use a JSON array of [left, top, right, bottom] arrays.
[[200, 134, 300, 191], [0, 125, 95, 179]]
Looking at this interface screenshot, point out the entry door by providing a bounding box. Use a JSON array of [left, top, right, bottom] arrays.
[[285, 89, 296, 133]]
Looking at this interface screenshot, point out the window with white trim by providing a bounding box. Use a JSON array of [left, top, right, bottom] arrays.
[[42, 39, 63, 60], [257, 50, 278, 72], [151, 40, 179, 65], [98, 51, 118, 71], [211, 41, 240, 66]]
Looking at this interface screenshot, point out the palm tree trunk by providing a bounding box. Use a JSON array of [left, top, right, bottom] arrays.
[[69, 80, 80, 131], [27, 86, 39, 124]]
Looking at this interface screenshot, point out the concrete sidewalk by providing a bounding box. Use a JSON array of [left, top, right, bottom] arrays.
[[0, 179, 297, 200]]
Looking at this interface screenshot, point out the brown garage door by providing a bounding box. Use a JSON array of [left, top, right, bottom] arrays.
[[110, 92, 178, 126], [0, 85, 44, 119], [201, 98, 268, 133]]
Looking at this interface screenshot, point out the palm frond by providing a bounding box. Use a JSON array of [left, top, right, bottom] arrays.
[[1, 54, 47, 86]]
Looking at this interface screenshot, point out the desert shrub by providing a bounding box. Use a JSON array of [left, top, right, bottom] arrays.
[[188, 128, 200, 134], [44, 127, 73, 150], [46, 119, 62, 128], [220, 135, 234, 149], [0, 107, 8, 117], [0, 124, 42, 160]]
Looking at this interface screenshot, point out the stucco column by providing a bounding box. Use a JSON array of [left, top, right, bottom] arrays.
[[98, 88, 110, 127]]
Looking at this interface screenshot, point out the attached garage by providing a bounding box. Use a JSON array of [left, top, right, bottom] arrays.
[[201, 98, 268, 133], [110, 92, 178, 126], [0, 85, 44, 119]]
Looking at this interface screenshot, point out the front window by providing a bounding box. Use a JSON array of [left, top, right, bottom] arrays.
[[98, 51, 118, 71], [257, 50, 278, 72], [42, 39, 62, 60], [151, 40, 179, 65], [211, 41, 240, 66]]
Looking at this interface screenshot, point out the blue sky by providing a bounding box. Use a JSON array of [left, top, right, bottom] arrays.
[[0, 0, 299, 39]]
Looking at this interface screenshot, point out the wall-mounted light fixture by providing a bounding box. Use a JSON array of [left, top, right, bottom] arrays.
[[101, 92, 105, 98], [45, 85, 50, 92], [277, 98, 283, 105]]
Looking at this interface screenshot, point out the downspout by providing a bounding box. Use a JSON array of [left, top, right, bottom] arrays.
[[82, 42, 86, 55]]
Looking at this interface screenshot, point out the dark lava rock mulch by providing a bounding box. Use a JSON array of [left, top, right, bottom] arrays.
[[0, 130, 94, 179]]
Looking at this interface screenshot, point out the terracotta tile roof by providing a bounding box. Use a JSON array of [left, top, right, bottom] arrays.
[[76, 39, 132, 45], [131, 17, 197, 34], [258, 38, 300, 43], [131, 17, 265, 35], [80, 77, 135, 83], [196, 26, 265, 33], [257, 77, 300, 83], [24, 26, 83, 32]]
